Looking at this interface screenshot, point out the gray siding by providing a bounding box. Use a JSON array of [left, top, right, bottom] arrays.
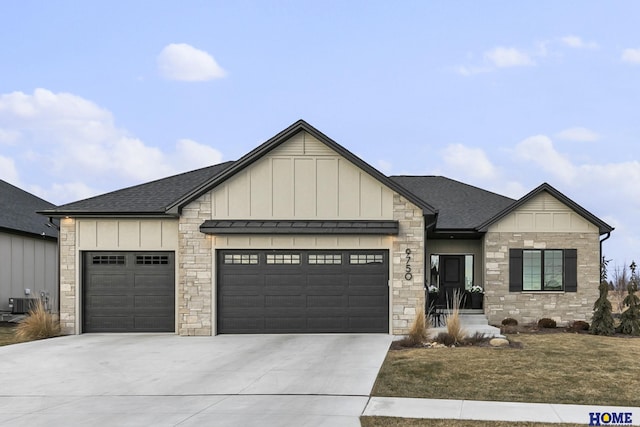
[[0, 232, 58, 312]]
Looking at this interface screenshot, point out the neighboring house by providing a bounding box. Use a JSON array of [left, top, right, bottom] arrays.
[[0, 180, 58, 314], [41, 120, 613, 335]]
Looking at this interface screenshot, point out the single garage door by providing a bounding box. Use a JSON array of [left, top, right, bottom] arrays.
[[217, 250, 389, 334], [83, 251, 175, 332]]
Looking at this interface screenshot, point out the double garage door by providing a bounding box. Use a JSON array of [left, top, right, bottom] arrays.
[[83, 249, 389, 334], [217, 250, 389, 334]]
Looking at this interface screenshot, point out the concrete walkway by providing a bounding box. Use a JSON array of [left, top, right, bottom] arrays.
[[364, 397, 640, 425]]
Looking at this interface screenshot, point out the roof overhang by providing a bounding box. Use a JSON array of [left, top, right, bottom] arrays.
[[200, 220, 400, 235], [428, 229, 484, 239], [37, 211, 179, 219]]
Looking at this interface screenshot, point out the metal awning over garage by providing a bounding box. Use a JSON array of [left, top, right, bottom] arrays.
[[200, 220, 399, 235]]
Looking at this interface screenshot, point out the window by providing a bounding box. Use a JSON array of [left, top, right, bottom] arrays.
[[349, 254, 383, 264], [92, 255, 125, 265], [136, 255, 169, 265], [224, 254, 259, 265], [510, 248, 577, 292], [309, 254, 342, 265], [266, 254, 300, 264]]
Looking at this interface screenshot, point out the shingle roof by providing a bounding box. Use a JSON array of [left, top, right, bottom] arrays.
[[42, 162, 234, 216], [0, 180, 57, 238], [389, 176, 516, 230]]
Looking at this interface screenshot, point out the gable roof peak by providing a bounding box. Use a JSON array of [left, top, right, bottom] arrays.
[[169, 120, 437, 215], [478, 181, 613, 234]]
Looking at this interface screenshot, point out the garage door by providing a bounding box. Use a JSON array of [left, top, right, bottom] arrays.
[[217, 250, 389, 334], [83, 252, 175, 333]]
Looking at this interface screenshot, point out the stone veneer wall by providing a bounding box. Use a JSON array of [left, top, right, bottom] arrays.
[[391, 194, 426, 335], [59, 218, 76, 334], [484, 231, 600, 326], [178, 193, 213, 336]]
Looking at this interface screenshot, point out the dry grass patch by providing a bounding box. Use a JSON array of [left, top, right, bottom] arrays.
[[361, 417, 585, 427], [0, 323, 17, 346], [373, 333, 640, 407]]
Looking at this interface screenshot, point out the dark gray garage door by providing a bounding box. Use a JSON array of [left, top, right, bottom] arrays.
[[83, 252, 175, 333], [217, 250, 389, 334]]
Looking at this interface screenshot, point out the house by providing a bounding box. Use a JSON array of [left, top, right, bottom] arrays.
[[0, 180, 58, 315], [40, 120, 613, 335]]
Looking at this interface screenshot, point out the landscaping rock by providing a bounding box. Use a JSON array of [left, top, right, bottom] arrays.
[[489, 338, 510, 347]]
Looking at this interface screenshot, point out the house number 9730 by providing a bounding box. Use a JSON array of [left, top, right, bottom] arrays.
[[405, 248, 412, 281]]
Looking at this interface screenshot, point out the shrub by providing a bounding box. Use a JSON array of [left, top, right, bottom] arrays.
[[14, 299, 60, 341], [568, 320, 590, 332], [434, 332, 456, 347], [537, 318, 557, 329], [591, 279, 615, 336], [464, 332, 489, 345], [501, 318, 518, 326]]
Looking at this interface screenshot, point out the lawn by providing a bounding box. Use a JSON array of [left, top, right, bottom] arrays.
[[361, 417, 586, 427], [372, 333, 640, 407], [0, 323, 17, 346]]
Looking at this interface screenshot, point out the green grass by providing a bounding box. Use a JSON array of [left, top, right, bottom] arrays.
[[361, 417, 586, 427], [372, 333, 640, 407]]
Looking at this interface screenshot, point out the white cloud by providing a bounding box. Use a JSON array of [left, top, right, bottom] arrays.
[[621, 48, 640, 64], [0, 155, 19, 184], [514, 135, 576, 182], [157, 43, 226, 81], [442, 144, 497, 180], [0, 128, 20, 144], [561, 35, 599, 49], [484, 47, 535, 68], [454, 65, 491, 76], [555, 127, 600, 142], [0, 89, 225, 204], [175, 138, 224, 169]]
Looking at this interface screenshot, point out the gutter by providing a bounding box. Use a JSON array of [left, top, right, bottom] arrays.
[[599, 231, 612, 267]]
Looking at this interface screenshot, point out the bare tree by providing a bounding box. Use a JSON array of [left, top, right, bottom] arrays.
[[610, 263, 630, 313]]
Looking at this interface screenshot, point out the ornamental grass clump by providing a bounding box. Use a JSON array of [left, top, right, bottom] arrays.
[[445, 290, 466, 344], [14, 299, 60, 341], [407, 311, 430, 346]]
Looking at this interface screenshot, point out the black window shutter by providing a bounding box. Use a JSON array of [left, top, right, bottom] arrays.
[[509, 249, 523, 292], [564, 249, 578, 292]]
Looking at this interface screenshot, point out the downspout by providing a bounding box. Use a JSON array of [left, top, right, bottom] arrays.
[[599, 231, 612, 272], [47, 218, 61, 315]]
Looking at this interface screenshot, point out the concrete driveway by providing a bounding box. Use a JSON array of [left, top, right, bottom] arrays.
[[0, 333, 392, 426]]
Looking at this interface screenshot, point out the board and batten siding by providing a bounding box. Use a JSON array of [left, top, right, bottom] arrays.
[[488, 192, 598, 233], [76, 219, 179, 250], [0, 232, 57, 311], [211, 131, 395, 220]]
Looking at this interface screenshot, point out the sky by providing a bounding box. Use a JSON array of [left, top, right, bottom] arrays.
[[1, 1, 638, 267]]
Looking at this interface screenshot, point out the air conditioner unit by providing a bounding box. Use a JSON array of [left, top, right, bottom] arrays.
[[8, 298, 39, 314]]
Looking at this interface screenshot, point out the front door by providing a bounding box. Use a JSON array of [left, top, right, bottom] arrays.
[[440, 255, 466, 308]]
